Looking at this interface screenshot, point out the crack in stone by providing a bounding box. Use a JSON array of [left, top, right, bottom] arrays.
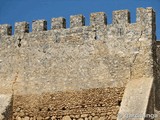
[[129, 31, 143, 80]]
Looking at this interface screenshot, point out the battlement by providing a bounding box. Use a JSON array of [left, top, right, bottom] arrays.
[[0, 7, 155, 37], [0, 7, 158, 120], [0, 7, 156, 93]]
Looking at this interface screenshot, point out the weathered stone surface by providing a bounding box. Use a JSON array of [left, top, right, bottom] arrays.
[[92, 116, 99, 120], [0, 24, 12, 36], [0, 7, 158, 120], [0, 8, 155, 95], [32, 20, 47, 32], [13, 88, 124, 119], [51, 17, 66, 29], [111, 115, 117, 120], [81, 114, 88, 118], [78, 118, 83, 120], [117, 78, 154, 120], [70, 14, 85, 28], [23, 116, 30, 120], [15, 22, 29, 34], [0, 94, 13, 120], [99, 117, 105, 120], [62, 116, 71, 120], [155, 41, 160, 111]]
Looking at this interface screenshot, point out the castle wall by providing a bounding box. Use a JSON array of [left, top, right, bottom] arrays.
[[155, 41, 160, 110], [0, 7, 155, 95], [0, 7, 157, 119], [13, 87, 124, 120]]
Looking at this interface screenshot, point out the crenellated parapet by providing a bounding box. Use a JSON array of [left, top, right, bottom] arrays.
[[0, 24, 12, 36], [0, 7, 155, 37], [15, 22, 29, 34], [0, 7, 156, 93], [136, 7, 155, 25], [32, 20, 47, 32], [112, 10, 130, 24], [51, 17, 66, 29], [70, 14, 85, 28], [0, 7, 158, 120]]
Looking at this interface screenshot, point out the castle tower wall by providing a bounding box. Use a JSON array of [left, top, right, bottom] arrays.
[[0, 7, 157, 119]]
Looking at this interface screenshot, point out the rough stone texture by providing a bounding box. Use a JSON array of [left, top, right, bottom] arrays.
[[0, 8, 155, 95], [32, 20, 47, 32], [155, 41, 160, 111], [70, 15, 85, 28], [13, 88, 124, 120], [0, 24, 12, 36], [117, 7, 157, 120], [15, 22, 29, 34], [51, 17, 66, 29], [155, 109, 160, 120], [0, 94, 13, 120], [155, 41, 160, 119], [0, 7, 158, 119], [112, 10, 130, 24], [90, 12, 107, 26]]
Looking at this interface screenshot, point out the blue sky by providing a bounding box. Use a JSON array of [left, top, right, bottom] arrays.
[[0, 0, 160, 39]]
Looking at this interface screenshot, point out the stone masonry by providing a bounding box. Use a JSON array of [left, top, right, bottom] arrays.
[[0, 7, 159, 120]]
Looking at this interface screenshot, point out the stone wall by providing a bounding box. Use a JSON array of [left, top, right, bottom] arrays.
[[0, 7, 155, 95], [13, 88, 124, 120], [155, 41, 160, 110], [0, 7, 157, 119]]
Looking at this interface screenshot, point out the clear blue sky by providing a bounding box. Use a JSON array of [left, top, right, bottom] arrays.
[[0, 0, 160, 39]]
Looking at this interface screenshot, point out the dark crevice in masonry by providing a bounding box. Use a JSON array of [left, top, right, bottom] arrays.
[[94, 35, 98, 40], [118, 100, 121, 106], [129, 31, 143, 80], [94, 29, 98, 40], [18, 38, 21, 47], [17, 34, 25, 47]]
